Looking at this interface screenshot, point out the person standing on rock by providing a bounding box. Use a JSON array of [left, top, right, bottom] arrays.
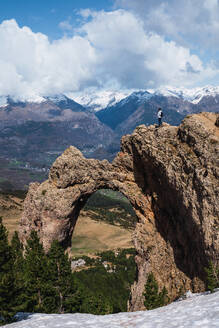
[[157, 108, 163, 127]]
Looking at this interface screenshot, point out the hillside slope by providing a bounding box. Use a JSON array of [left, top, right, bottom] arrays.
[[0, 97, 115, 166]]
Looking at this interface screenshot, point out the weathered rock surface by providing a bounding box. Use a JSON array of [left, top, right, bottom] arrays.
[[19, 112, 219, 311]]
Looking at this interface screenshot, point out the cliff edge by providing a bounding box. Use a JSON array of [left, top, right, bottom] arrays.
[[19, 112, 219, 310]]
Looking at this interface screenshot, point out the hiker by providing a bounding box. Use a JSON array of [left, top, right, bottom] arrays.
[[157, 108, 163, 127]]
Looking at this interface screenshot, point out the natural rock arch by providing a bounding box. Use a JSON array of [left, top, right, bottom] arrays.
[[19, 112, 219, 310]]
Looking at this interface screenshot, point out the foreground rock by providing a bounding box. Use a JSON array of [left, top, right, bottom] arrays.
[[20, 112, 219, 311]]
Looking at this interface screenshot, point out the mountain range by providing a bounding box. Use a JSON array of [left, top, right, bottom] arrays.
[[0, 95, 114, 166], [0, 86, 218, 168], [69, 85, 219, 111]]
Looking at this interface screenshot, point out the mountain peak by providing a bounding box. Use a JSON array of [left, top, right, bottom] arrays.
[[68, 90, 133, 111], [1, 85, 219, 110], [46, 94, 68, 103], [150, 85, 219, 104], [0, 94, 86, 113]]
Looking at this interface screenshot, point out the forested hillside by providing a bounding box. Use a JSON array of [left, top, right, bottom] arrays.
[[0, 219, 137, 324]]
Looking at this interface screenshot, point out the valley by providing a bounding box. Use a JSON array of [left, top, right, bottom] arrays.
[[0, 189, 136, 254], [0, 157, 48, 191], [1, 86, 219, 192]]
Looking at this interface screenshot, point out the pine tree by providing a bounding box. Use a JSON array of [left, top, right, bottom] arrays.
[[0, 217, 16, 324], [47, 240, 80, 313], [143, 272, 159, 310], [205, 261, 219, 293], [80, 292, 112, 315], [159, 286, 168, 306], [22, 230, 49, 313], [143, 272, 168, 310], [11, 231, 23, 265], [10, 231, 26, 312]]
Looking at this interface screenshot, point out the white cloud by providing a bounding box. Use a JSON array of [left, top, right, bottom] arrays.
[[0, 11, 218, 100], [0, 19, 97, 98], [204, 0, 218, 10], [114, 0, 219, 52], [76, 9, 218, 88], [59, 20, 73, 31]]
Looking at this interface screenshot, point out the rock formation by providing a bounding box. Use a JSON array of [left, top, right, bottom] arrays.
[[19, 112, 219, 311]]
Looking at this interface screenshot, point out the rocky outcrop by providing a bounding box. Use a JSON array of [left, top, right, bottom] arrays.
[[19, 112, 219, 310]]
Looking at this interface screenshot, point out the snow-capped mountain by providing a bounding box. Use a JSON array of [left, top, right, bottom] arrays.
[[95, 85, 219, 137], [151, 85, 219, 104], [1, 86, 219, 111], [118, 90, 153, 106], [66, 86, 219, 111], [66, 90, 133, 111], [4, 290, 219, 328], [0, 94, 85, 111], [96, 89, 186, 131], [0, 94, 115, 167]]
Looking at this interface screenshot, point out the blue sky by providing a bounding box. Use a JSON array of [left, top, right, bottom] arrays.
[[0, 0, 114, 40], [0, 0, 218, 99]]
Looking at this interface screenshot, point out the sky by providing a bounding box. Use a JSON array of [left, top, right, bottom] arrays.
[[0, 0, 219, 99]]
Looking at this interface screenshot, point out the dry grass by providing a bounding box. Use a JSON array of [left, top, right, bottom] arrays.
[[71, 211, 133, 256], [0, 193, 23, 239], [0, 194, 133, 254]]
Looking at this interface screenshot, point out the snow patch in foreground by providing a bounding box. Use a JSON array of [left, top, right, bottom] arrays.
[[4, 291, 219, 328]]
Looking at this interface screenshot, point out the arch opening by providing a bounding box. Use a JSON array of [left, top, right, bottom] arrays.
[[69, 188, 138, 256], [68, 188, 138, 314]]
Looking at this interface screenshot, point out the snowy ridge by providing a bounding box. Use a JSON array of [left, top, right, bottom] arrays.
[[9, 94, 45, 104], [46, 94, 69, 103], [0, 86, 219, 109], [67, 90, 132, 111], [5, 290, 219, 328], [65, 86, 219, 109], [0, 94, 73, 108], [119, 90, 152, 107], [151, 85, 219, 104], [0, 94, 45, 107], [70, 86, 219, 109]]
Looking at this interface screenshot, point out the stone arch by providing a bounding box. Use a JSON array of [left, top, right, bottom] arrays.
[[19, 113, 219, 311], [20, 145, 147, 250]]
